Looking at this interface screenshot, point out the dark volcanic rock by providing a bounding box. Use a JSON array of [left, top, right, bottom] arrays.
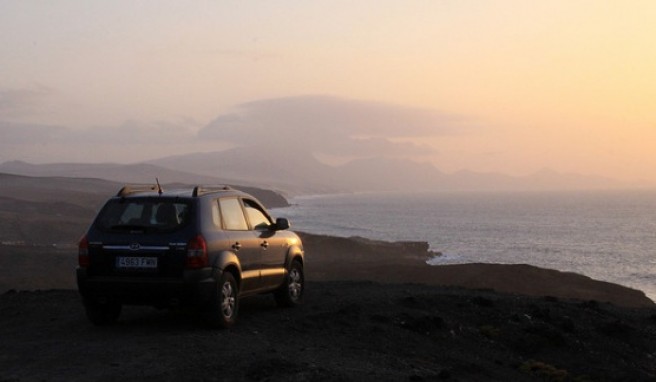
[[0, 284, 654, 381], [299, 232, 655, 308]]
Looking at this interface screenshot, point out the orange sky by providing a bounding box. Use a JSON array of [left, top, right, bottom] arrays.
[[1, 1, 655, 184]]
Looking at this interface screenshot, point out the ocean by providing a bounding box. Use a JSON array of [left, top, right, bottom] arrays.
[[270, 190, 656, 302]]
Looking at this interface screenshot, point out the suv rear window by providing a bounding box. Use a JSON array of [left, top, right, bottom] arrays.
[[95, 199, 191, 233]]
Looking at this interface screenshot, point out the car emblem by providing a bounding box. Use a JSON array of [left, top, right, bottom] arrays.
[[129, 243, 140, 251]]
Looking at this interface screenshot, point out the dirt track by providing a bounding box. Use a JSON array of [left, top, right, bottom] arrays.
[[1, 282, 655, 382]]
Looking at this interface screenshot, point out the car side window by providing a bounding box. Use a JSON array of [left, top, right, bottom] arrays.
[[211, 201, 222, 227], [218, 198, 248, 231], [243, 199, 272, 230]]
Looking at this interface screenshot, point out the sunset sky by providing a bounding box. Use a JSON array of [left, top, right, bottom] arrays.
[[1, 1, 655, 184]]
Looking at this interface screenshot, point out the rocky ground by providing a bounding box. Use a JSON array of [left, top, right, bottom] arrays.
[[1, 283, 655, 381], [1, 232, 655, 381]]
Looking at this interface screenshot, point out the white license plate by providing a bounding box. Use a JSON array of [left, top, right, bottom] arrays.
[[116, 256, 158, 269]]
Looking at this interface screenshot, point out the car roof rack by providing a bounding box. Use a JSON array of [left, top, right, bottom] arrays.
[[116, 184, 160, 197], [192, 185, 233, 197]]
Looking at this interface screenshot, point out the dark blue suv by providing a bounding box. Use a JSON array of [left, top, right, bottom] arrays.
[[76, 185, 305, 328]]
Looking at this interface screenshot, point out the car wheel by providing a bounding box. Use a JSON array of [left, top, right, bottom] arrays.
[[207, 271, 239, 328], [275, 260, 304, 307], [83, 298, 122, 326]]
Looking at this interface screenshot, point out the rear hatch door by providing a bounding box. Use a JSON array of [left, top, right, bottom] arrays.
[[86, 197, 195, 278]]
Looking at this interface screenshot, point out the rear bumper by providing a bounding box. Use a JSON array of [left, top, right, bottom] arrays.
[[76, 267, 217, 307]]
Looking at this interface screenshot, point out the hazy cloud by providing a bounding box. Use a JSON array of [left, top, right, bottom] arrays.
[[0, 119, 195, 145], [0, 86, 53, 119], [0, 121, 68, 144], [0, 118, 211, 164], [71, 121, 195, 145], [199, 95, 458, 157]]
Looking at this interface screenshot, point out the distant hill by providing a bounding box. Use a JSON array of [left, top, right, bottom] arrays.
[[0, 172, 290, 245], [0, 172, 118, 207], [0, 173, 119, 245], [1, 147, 633, 197], [145, 146, 344, 194], [0, 163, 290, 207], [0, 161, 227, 185], [334, 157, 448, 191], [146, 146, 629, 193]]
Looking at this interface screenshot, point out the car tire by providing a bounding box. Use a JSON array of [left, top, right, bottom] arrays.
[[274, 260, 304, 307], [207, 271, 239, 328], [83, 298, 122, 326]]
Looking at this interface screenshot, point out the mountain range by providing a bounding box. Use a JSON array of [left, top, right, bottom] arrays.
[[0, 145, 639, 196], [146, 146, 630, 193]]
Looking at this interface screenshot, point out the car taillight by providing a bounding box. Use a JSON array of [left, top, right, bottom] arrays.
[[186, 235, 208, 269], [78, 235, 90, 268]]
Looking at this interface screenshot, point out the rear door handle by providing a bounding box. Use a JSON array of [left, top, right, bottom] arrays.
[[232, 242, 242, 251]]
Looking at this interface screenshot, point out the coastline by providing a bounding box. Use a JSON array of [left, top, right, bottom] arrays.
[[1, 232, 652, 308], [277, 190, 656, 304], [298, 232, 655, 308]]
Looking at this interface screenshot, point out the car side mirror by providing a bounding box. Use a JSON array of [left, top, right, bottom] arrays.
[[274, 217, 290, 231]]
